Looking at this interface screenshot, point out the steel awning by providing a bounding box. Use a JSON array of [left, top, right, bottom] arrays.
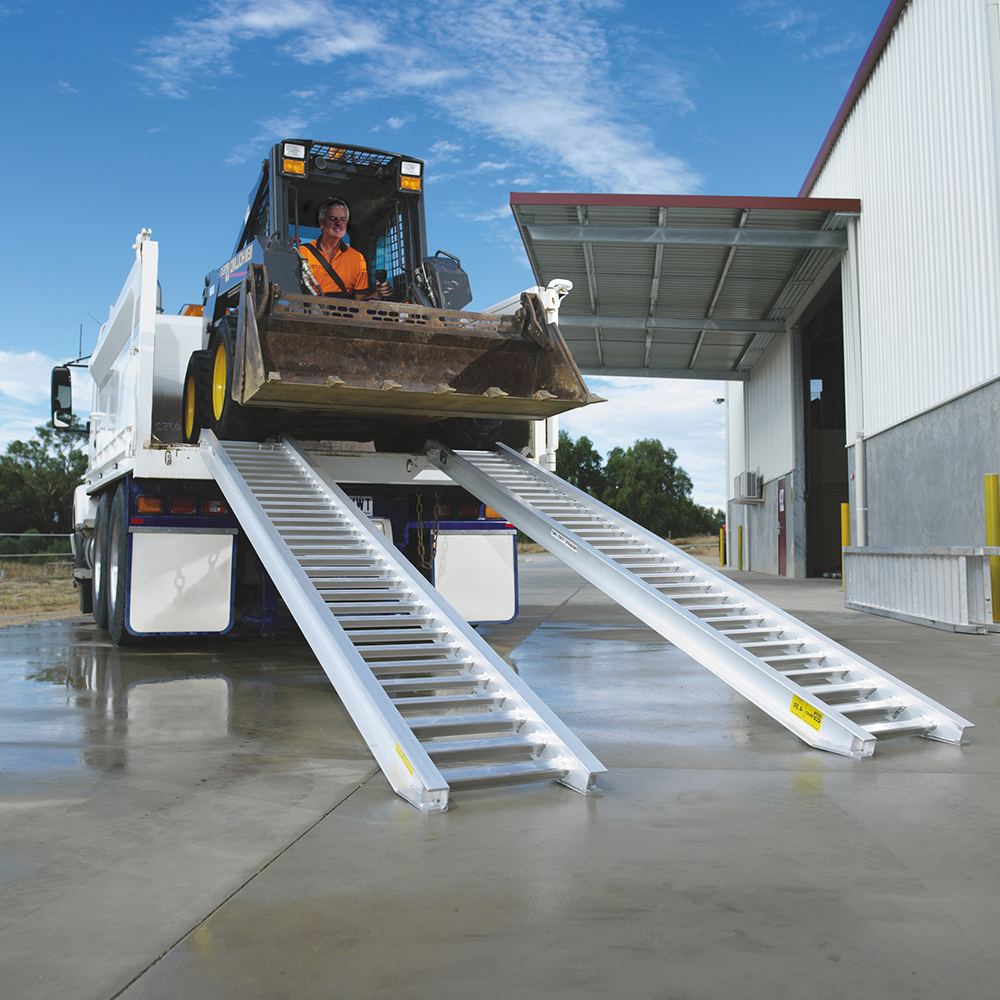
[[511, 193, 861, 380]]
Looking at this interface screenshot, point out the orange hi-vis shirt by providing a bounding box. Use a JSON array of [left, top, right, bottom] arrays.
[[298, 239, 369, 297]]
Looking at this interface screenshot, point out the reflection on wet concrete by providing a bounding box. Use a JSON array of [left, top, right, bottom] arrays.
[[1, 622, 375, 785], [0, 618, 380, 1000], [510, 621, 763, 761]]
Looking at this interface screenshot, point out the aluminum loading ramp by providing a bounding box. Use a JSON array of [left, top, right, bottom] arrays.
[[200, 432, 605, 813], [427, 443, 973, 758]]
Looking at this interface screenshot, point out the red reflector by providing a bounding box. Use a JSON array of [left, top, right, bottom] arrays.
[[130, 518, 144, 525], [204, 499, 227, 514], [170, 497, 196, 514], [459, 504, 480, 518]]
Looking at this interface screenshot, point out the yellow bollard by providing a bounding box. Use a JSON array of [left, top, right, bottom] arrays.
[[719, 526, 725, 566], [841, 502, 850, 592], [985, 475, 1000, 621], [738, 524, 744, 571]]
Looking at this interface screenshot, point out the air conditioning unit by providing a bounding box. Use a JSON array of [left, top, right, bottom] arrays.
[[733, 471, 764, 504]]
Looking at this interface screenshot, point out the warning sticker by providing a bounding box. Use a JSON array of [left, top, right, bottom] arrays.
[[790, 695, 824, 731], [395, 742, 414, 776], [551, 528, 578, 553]]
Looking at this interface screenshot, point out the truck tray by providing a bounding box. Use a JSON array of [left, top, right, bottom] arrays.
[[235, 265, 599, 422]]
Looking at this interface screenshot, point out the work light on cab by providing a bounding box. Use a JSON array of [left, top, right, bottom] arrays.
[[282, 142, 307, 176]]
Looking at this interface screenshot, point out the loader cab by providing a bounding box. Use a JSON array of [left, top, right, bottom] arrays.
[[234, 140, 428, 304]]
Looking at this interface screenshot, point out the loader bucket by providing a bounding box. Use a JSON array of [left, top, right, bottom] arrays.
[[233, 265, 600, 423]]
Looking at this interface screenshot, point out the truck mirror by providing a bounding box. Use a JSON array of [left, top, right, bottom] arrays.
[[51, 366, 73, 429]]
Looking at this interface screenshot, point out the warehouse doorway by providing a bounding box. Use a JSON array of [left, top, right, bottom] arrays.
[[801, 281, 849, 577]]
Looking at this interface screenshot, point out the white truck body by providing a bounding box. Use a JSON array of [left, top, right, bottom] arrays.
[[72, 233, 524, 637]]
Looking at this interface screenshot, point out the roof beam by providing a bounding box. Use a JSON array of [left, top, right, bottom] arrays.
[[525, 225, 848, 250], [576, 206, 605, 367], [559, 314, 786, 335], [577, 364, 749, 382]]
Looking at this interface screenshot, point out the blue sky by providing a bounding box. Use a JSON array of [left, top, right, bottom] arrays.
[[0, 0, 889, 507]]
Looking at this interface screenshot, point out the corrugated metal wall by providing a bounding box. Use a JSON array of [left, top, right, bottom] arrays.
[[746, 334, 794, 479], [810, 0, 1000, 439], [810, 0, 1000, 440]]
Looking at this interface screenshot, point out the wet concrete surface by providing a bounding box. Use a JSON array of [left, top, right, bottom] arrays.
[[3, 554, 1000, 999]]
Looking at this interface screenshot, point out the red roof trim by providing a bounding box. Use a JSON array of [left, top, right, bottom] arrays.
[[799, 0, 909, 196], [510, 192, 861, 213]]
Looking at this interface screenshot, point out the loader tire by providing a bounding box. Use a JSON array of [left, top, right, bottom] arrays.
[[182, 349, 213, 444], [209, 321, 261, 441]]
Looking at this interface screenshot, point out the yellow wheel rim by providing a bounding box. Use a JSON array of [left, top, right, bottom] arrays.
[[212, 343, 227, 421], [183, 373, 196, 440]]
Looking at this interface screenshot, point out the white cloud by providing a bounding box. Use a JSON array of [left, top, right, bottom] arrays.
[[54, 79, 78, 96], [226, 114, 312, 164], [138, 0, 701, 193], [0, 351, 91, 451], [558, 376, 727, 508]]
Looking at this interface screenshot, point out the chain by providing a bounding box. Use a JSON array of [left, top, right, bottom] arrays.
[[415, 489, 441, 571]]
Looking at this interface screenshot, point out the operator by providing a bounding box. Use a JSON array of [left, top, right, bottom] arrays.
[[298, 197, 392, 300]]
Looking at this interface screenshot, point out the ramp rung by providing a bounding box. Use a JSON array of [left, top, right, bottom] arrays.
[[345, 627, 448, 642], [810, 682, 877, 700], [392, 693, 505, 712], [782, 666, 850, 681], [438, 759, 570, 791], [337, 613, 434, 626], [836, 699, 904, 718], [358, 642, 461, 659], [367, 659, 475, 675], [407, 712, 523, 737], [423, 735, 544, 762], [324, 601, 423, 613], [379, 676, 486, 694], [864, 717, 936, 739], [762, 653, 827, 665]]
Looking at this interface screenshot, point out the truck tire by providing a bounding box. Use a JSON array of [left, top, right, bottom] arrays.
[[107, 481, 136, 646], [182, 349, 213, 444], [92, 491, 111, 629], [74, 528, 93, 615], [209, 321, 261, 441]]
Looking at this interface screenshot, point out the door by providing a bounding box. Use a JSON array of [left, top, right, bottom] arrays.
[[777, 478, 787, 576]]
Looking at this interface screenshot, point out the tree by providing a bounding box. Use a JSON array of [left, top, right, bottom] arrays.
[[0, 422, 87, 537], [555, 430, 608, 497], [557, 433, 725, 539], [601, 438, 702, 537]]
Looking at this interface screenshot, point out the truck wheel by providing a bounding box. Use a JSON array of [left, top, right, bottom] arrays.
[[92, 491, 111, 629], [182, 349, 213, 444], [107, 482, 136, 646], [74, 528, 93, 615], [210, 321, 260, 441]]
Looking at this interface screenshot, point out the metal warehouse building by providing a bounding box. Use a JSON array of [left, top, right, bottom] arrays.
[[514, 0, 1000, 630]]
